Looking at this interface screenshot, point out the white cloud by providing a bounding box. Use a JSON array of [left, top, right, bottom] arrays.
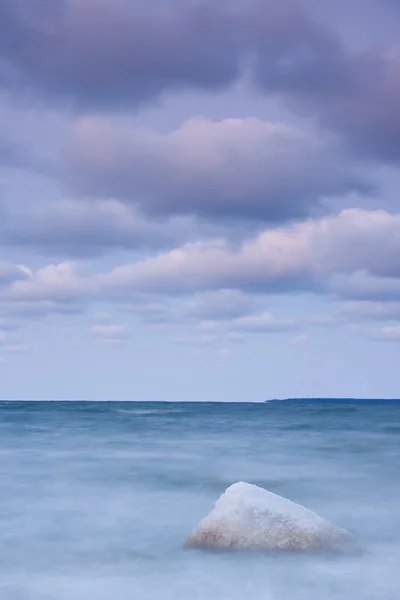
[[92, 324, 126, 340], [0, 262, 87, 303], [290, 333, 310, 346], [5, 344, 28, 353], [232, 312, 297, 333], [369, 325, 400, 341], [95, 209, 400, 296], [217, 348, 233, 357]]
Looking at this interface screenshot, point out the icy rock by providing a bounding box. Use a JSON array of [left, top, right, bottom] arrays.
[[185, 482, 355, 552]]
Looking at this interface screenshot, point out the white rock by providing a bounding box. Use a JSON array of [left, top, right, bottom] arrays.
[[185, 482, 355, 552]]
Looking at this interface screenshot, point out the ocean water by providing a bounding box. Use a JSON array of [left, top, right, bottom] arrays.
[[1, 400, 400, 600]]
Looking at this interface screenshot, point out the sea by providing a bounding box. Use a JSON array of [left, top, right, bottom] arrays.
[[1, 399, 400, 600]]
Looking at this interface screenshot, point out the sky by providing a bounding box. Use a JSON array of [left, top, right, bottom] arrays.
[[1, 0, 400, 401]]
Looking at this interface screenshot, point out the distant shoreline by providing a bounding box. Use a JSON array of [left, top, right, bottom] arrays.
[[265, 398, 400, 404]]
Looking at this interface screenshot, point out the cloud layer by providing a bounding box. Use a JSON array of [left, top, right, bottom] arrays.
[[1, 0, 400, 162], [1, 208, 400, 313]]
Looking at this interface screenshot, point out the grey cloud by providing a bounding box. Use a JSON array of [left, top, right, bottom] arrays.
[[329, 273, 400, 302], [0, 297, 85, 335], [1, 198, 200, 257], [0, 261, 28, 286], [1, 0, 399, 164], [251, 5, 400, 162], [63, 116, 370, 222], [0, 300, 85, 319], [341, 301, 400, 322], [0, 0, 242, 109]]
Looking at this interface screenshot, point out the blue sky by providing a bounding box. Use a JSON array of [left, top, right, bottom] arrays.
[[1, 0, 400, 400]]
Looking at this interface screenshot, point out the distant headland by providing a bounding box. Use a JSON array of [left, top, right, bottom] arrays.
[[265, 398, 400, 404]]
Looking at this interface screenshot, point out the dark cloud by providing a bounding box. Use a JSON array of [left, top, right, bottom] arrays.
[[249, 3, 400, 162], [1, 0, 399, 163], [0, 0, 242, 109], [63, 116, 370, 222]]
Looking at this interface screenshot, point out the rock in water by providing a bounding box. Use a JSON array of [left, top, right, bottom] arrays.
[[185, 482, 355, 553]]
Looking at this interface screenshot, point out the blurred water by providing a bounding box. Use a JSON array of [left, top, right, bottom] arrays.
[[0, 400, 399, 599]]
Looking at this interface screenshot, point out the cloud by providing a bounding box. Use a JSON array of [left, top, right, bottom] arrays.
[[290, 333, 310, 346], [0, 0, 243, 109], [0, 262, 87, 303], [97, 208, 400, 295], [124, 291, 256, 328], [0, 317, 18, 331], [249, 3, 400, 162], [63, 116, 370, 221], [329, 273, 400, 301], [0, 262, 28, 286], [1, 208, 400, 325], [125, 300, 177, 325], [4, 344, 28, 354], [1, 300, 85, 319], [92, 323, 127, 346], [97, 236, 312, 296], [232, 312, 298, 333], [1, 198, 199, 257], [1, 0, 400, 164], [342, 301, 400, 321], [368, 324, 400, 341], [217, 348, 232, 357], [184, 289, 255, 320]]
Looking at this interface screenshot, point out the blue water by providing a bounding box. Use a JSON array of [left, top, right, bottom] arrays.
[[1, 401, 399, 599]]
